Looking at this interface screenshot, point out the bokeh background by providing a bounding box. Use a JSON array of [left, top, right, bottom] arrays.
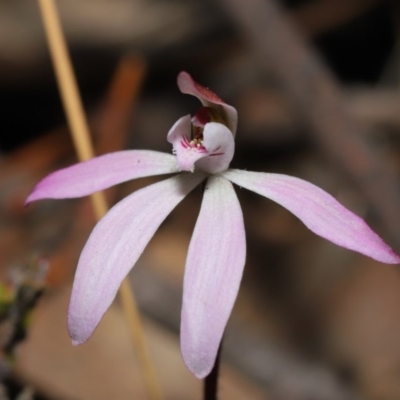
[[1, 0, 400, 399]]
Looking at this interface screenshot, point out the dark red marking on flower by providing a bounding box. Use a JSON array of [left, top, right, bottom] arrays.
[[193, 81, 224, 104], [192, 107, 213, 128], [196, 145, 208, 153], [208, 146, 223, 156], [181, 136, 191, 148], [178, 72, 226, 107]]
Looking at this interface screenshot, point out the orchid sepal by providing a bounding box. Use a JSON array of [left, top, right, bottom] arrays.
[[223, 169, 400, 264], [26, 150, 179, 203], [181, 176, 246, 378], [68, 172, 205, 345]]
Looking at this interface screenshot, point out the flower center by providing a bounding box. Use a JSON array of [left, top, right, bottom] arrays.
[[181, 133, 206, 153], [189, 136, 204, 148], [190, 123, 205, 147], [187, 106, 227, 151]]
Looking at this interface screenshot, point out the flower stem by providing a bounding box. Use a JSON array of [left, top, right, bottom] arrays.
[[36, 1, 163, 399], [204, 340, 222, 400]]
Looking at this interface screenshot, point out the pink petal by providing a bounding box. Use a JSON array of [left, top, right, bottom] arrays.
[[167, 117, 235, 174], [181, 176, 246, 378], [177, 71, 238, 136], [167, 115, 205, 171], [68, 172, 205, 345], [26, 150, 179, 204], [223, 170, 400, 264]]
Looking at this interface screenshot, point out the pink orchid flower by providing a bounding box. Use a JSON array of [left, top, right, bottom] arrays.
[[26, 72, 400, 379]]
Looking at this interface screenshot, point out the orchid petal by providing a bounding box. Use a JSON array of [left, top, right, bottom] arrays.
[[223, 170, 400, 264], [26, 150, 179, 204], [68, 172, 205, 345], [168, 118, 235, 174], [177, 71, 238, 136], [196, 122, 235, 174], [167, 115, 205, 171], [181, 176, 246, 378]]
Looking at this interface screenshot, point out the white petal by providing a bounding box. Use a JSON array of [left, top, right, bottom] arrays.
[[224, 169, 400, 264], [68, 172, 205, 344], [181, 176, 246, 378], [167, 115, 205, 171], [26, 150, 179, 203], [195, 123, 235, 174]]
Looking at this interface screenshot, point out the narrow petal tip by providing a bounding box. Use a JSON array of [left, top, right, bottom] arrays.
[[71, 338, 82, 347], [67, 307, 95, 346], [186, 361, 212, 380], [25, 187, 43, 205], [181, 335, 217, 379], [380, 247, 400, 264]]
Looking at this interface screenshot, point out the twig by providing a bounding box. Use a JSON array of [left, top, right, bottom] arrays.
[[36, 1, 163, 399]]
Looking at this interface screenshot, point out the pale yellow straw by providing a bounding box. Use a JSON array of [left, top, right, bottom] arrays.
[[37, 1, 163, 398]]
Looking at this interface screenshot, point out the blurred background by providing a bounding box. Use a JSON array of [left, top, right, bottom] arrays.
[[1, 0, 400, 399]]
